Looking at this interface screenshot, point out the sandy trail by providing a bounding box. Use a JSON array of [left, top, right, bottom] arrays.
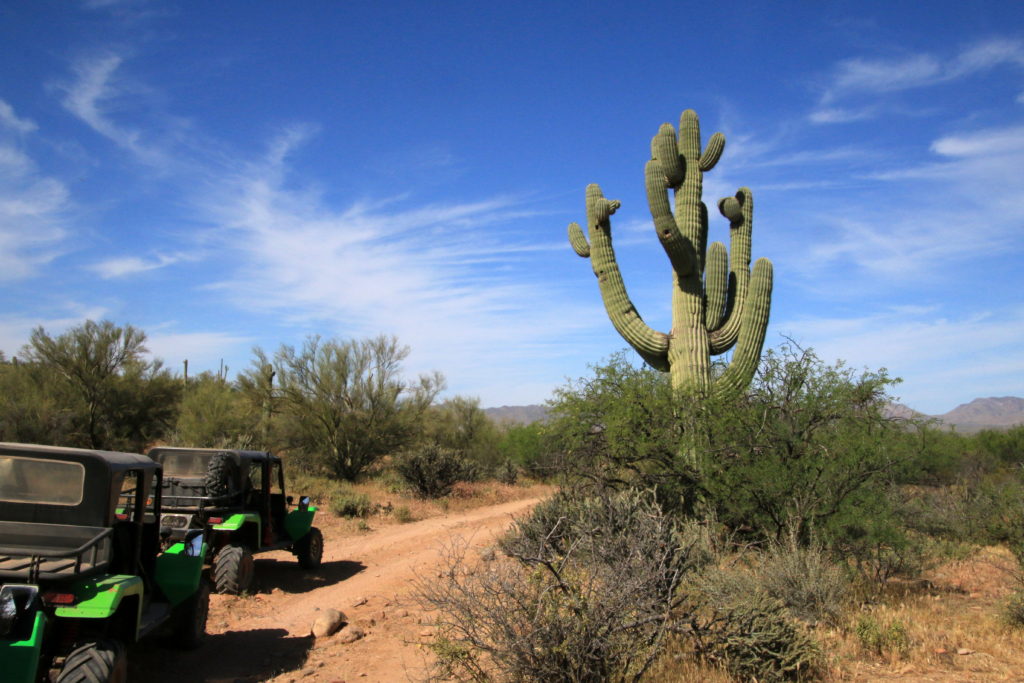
[[131, 496, 541, 682]]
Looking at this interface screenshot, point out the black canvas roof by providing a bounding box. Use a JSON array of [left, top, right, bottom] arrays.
[[0, 442, 158, 526], [0, 442, 156, 471], [147, 447, 280, 465]]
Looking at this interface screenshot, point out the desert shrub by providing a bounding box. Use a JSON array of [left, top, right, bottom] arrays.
[[689, 569, 823, 682], [496, 422, 560, 479], [755, 541, 850, 625], [395, 444, 468, 498], [838, 521, 935, 586], [393, 505, 414, 524], [329, 488, 374, 517], [496, 459, 518, 486], [1002, 590, 1024, 628], [419, 489, 709, 682], [854, 615, 910, 657], [547, 346, 914, 543], [286, 471, 345, 506]]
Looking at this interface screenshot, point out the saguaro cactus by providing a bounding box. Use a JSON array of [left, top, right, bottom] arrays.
[[568, 109, 773, 398]]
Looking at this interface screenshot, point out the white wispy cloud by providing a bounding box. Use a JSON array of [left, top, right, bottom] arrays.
[[200, 129, 598, 403], [791, 122, 1024, 281], [808, 106, 876, 124], [88, 251, 196, 279], [930, 124, 1024, 157], [58, 52, 167, 165], [0, 125, 71, 280], [779, 305, 1024, 414], [0, 100, 37, 134], [812, 38, 1024, 121]]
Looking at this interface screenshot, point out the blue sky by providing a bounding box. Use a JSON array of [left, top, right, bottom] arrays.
[[1, 1, 1022, 414]]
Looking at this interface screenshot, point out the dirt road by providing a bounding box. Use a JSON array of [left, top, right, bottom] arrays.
[[130, 496, 541, 682]]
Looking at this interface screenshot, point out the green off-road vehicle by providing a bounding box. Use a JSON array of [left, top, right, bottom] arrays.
[[146, 448, 323, 595], [0, 442, 209, 683]]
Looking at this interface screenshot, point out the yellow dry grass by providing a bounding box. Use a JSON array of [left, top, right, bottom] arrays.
[[646, 547, 1024, 682]]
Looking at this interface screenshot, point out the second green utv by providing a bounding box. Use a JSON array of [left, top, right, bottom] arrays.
[[147, 448, 323, 594]]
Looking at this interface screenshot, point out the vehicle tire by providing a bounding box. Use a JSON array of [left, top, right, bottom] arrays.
[[170, 577, 210, 649], [56, 639, 127, 683], [295, 526, 323, 569], [204, 453, 237, 500], [212, 544, 254, 594]]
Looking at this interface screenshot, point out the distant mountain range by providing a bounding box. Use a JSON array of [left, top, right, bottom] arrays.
[[916, 396, 1024, 433], [483, 405, 550, 425], [486, 397, 1024, 433]]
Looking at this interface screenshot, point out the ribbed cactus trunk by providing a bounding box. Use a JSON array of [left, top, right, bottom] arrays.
[[569, 109, 773, 400]]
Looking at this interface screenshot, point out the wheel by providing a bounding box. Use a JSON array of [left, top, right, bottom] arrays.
[[204, 453, 237, 500], [56, 640, 127, 683], [212, 544, 254, 594], [170, 578, 210, 649], [295, 526, 323, 569]]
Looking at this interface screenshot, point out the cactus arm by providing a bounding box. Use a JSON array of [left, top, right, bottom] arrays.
[[675, 110, 709, 277], [712, 257, 773, 400], [704, 241, 728, 331], [583, 183, 670, 370], [645, 158, 695, 277], [568, 222, 590, 257], [709, 187, 754, 354], [652, 124, 684, 188], [699, 132, 725, 171]]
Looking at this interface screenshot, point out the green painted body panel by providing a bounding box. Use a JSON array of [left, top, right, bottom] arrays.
[[213, 512, 260, 532], [154, 541, 207, 606], [284, 506, 317, 541], [55, 575, 143, 619], [0, 609, 46, 683]]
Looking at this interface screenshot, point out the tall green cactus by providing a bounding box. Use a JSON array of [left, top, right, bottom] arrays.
[[568, 109, 773, 398]]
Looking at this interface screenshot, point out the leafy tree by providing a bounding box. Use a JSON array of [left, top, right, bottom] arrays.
[[173, 371, 258, 448], [546, 351, 680, 489], [547, 345, 913, 546], [422, 395, 501, 473], [697, 345, 907, 543], [496, 422, 554, 477], [261, 334, 444, 480], [21, 320, 180, 450], [0, 357, 79, 445]]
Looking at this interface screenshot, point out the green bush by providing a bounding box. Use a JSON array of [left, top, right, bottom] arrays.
[[329, 488, 374, 517], [854, 615, 910, 657], [393, 505, 414, 524], [395, 445, 468, 498], [495, 459, 518, 486]]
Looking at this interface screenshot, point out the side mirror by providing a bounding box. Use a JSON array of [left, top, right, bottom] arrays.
[[183, 530, 205, 558], [299, 495, 310, 511]]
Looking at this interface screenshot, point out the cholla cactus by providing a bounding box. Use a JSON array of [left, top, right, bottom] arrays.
[[569, 109, 773, 398]]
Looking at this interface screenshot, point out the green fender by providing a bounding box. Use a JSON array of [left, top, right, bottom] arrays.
[[154, 540, 208, 606], [212, 512, 260, 533], [284, 505, 318, 541], [0, 608, 46, 683], [55, 575, 144, 620]]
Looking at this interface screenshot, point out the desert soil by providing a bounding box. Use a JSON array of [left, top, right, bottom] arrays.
[[130, 496, 543, 683]]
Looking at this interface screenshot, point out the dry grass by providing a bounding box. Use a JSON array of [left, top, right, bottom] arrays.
[[644, 547, 1024, 682]]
